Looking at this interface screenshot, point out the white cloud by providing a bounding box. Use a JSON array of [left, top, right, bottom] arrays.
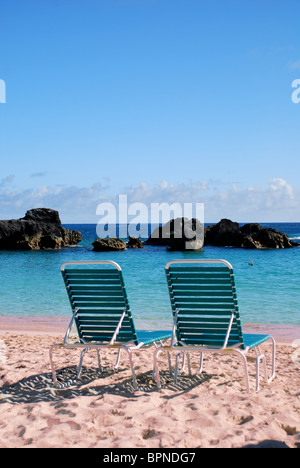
[[124, 180, 209, 205], [121, 178, 299, 223], [269, 177, 294, 198], [0, 182, 109, 223], [0, 177, 299, 223]]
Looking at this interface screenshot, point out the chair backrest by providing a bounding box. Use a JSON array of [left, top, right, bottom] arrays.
[[165, 259, 245, 349], [61, 261, 138, 345]]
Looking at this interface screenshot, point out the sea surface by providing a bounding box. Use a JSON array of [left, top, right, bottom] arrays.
[[0, 223, 299, 329]]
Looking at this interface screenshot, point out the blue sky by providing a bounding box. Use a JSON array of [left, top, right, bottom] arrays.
[[1, 0, 300, 223]]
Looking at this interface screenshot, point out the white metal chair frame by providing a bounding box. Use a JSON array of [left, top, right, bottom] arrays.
[[49, 261, 169, 390], [153, 259, 276, 392], [49, 307, 146, 390]]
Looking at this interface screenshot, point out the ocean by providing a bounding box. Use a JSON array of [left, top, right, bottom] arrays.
[[0, 223, 299, 328]]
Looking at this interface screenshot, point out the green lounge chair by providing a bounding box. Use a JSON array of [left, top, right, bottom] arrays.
[[49, 261, 171, 390], [153, 259, 275, 392]]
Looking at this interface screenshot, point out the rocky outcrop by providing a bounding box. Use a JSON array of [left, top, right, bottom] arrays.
[[126, 236, 144, 249], [145, 217, 204, 251], [92, 238, 127, 251], [204, 219, 242, 247], [204, 219, 299, 249], [0, 208, 82, 250]]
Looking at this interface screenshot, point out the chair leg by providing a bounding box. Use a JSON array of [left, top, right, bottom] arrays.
[[234, 349, 250, 393], [153, 349, 171, 381], [174, 352, 182, 383], [49, 344, 59, 385], [113, 349, 122, 370], [123, 347, 138, 390], [255, 338, 276, 390], [178, 352, 186, 374], [187, 353, 192, 376], [255, 350, 265, 392], [76, 348, 87, 379], [268, 337, 276, 384], [167, 351, 172, 376], [153, 347, 164, 388], [197, 352, 204, 374], [97, 349, 102, 373]]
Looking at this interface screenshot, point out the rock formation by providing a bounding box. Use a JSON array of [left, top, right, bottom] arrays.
[[126, 236, 144, 248], [145, 217, 204, 251], [92, 238, 127, 251], [204, 219, 299, 249], [0, 208, 82, 250]]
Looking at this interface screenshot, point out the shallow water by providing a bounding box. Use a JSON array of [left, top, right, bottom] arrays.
[[0, 223, 299, 328]]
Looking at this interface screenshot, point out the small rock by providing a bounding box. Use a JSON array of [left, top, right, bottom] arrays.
[[92, 238, 127, 251], [126, 236, 144, 249]]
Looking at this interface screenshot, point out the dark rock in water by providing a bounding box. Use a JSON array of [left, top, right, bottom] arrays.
[[0, 208, 82, 250], [92, 237, 127, 251], [204, 219, 242, 247], [145, 217, 204, 251], [204, 218, 299, 249], [126, 236, 144, 249]]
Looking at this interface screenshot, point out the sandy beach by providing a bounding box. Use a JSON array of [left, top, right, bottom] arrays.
[[0, 316, 299, 448]]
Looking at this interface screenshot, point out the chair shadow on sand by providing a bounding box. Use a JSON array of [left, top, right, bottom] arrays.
[[0, 365, 214, 405], [0, 368, 293, 449]]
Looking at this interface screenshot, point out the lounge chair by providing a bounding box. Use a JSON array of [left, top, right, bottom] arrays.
[[49, 260, 171, 389], [153, 259, 275, 392]]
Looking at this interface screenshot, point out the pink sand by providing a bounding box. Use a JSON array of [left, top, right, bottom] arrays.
[[0, 316, 299, 448]]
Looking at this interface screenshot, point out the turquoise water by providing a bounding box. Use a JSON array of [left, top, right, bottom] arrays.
[[0, 223, 299, 328]]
